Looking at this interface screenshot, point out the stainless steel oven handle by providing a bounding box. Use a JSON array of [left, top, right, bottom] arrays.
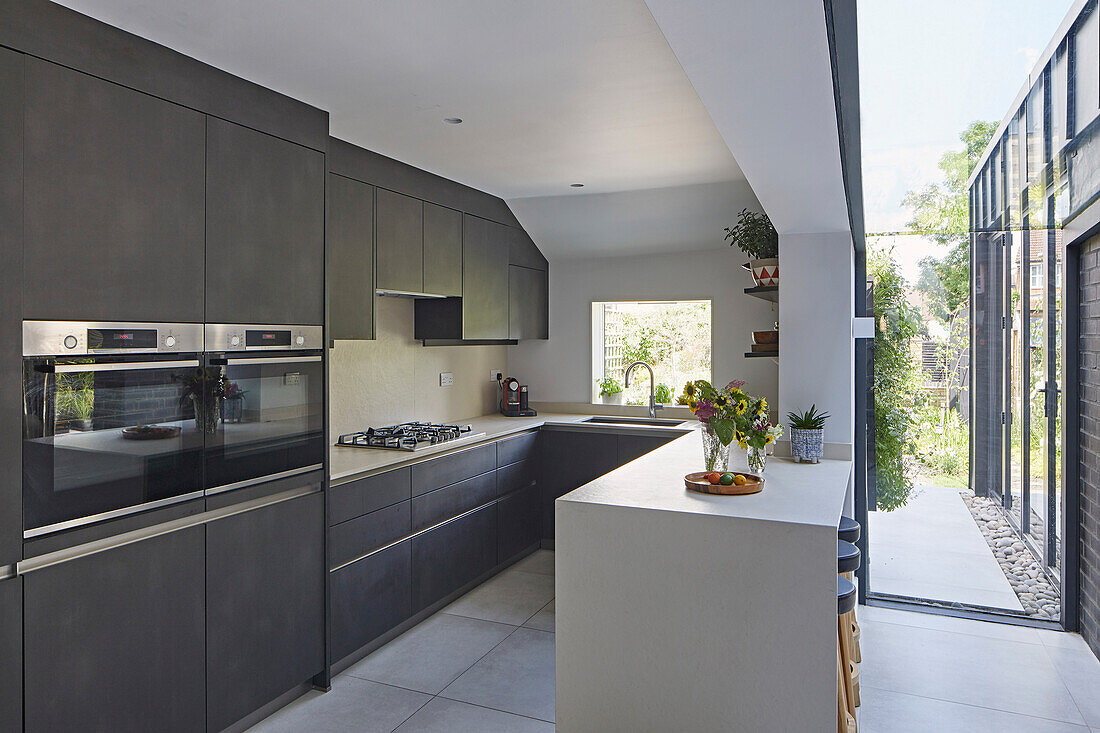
[[219, 355, 322, 366], [50, 359, 201, 373]]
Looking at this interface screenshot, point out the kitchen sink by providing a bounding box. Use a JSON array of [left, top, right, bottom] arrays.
[[582, 416, 688, 427]]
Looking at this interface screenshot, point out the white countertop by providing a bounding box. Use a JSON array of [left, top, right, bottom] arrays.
[[328, 412, 694, 485], [559, 425, 852, 528]]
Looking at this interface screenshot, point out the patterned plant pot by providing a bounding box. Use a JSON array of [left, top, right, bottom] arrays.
[[790, 427, 824, 463], [750, 257, 779, 287]]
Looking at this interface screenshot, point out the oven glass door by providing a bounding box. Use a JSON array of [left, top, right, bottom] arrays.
[[22, 356, 206, 535], [203, 353, 324, 492]]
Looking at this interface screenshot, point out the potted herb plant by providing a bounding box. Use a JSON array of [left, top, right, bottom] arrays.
[[787, 404, 829, 463], [598, 376, 624, 405], [724, 208, 779, 287], [654, 383, 674, 405]]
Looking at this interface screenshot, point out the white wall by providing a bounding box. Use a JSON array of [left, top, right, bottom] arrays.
[[328, 296, 508, 435], [778, 232, 854, 447], [508, 249, 778, 408]]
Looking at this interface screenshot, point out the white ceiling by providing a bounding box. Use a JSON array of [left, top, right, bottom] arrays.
[[49, 0, 840, 256]]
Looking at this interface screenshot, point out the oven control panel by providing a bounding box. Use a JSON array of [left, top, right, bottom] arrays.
[[205, 324, 322, 352], [22, 321, 203, 356]]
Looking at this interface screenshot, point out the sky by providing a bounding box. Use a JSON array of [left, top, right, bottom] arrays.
[[858, 0, 1073, 282]]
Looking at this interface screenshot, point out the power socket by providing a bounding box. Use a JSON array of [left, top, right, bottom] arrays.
[[439, 372, 454, 387], [490, 370, 503, 383]]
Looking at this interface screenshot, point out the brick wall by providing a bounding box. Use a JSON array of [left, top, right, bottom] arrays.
[[1079, 236, 1100, 658]]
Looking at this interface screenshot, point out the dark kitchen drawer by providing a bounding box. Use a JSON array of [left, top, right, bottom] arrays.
[[329, 467, 412, 526], [330, 539, 412, 663], [496, 430, 539, 467], [496, 459, 534, 497], [498, 481, 541, 563], [411, 471, 496, 532], [330, 500, 411, 569], [412, 503, 497, 611], [411, 443, 496, 496]]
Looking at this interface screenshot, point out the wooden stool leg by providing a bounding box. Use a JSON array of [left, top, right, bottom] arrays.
[[842, 571, 862, 663], [838, 615, 858, 719], [841, 609, 860, 708], [837, 641, 856, 732]]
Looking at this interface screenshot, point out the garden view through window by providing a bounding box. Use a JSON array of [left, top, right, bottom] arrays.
[[590, 300, 711, 406]]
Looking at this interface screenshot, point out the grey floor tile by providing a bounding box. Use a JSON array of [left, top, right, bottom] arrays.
[[444, 567, 555, 625], [1043, 643, 1100, 727], [441, 627, 556, 723], [859, 687, 1091, 733], [510, 550, 555, 576], [523, 599, 555, 632], [394, 697, 555, 733], [246, 675, 430, 733], [344, 612, 516, 694], [860, 619, 1085, 724]]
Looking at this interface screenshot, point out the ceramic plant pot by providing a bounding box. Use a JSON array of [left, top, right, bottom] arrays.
[[601, 392, 624, 405], [750, 257, 779, 287], [790, 427, 824, 463]]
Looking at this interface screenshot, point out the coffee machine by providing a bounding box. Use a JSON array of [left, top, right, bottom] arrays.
[[499, 376, 537, 417]]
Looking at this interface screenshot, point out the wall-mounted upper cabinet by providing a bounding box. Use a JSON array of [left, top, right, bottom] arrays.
[[327, 174, 375, 340], [423, 203, 463, 297], [206, 118, 325, 325], [462, 215, 510, 340], [509, 265, 549, 340], [509, 227, 548, 271], [376, 188, 424, 294], [22, 58, 206, 322]]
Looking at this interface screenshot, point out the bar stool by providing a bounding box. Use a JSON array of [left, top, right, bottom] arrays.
[[837, 575, 857, 733], [837, 516, 862, 664], [838, 540, 861, 712]]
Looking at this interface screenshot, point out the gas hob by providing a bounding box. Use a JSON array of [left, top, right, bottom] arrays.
[[335, 422, 486, 452]]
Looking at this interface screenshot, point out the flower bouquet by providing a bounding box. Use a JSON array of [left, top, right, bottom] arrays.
[[678, 379, 782, 472]]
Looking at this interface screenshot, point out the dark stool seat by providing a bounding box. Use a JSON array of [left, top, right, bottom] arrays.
[[838, 515, 860, 544], [838, 540, 860, 574], [837, 575, 856, 616]]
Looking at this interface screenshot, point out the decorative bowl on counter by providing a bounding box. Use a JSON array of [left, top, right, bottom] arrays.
[[121, 425, 182, 441], [684, 471, 764, 495]]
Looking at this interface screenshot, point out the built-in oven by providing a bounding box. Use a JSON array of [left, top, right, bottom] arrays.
[[202, 324, 324, 495], [22, 321, 206, 537]]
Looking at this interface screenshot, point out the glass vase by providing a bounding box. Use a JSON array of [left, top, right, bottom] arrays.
[[193, 395, 221, 435], [747, 445, 767, 473], [701, 423, 730, 473]]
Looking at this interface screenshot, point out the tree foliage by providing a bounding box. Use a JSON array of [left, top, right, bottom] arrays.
[[870, 244, 921, 511], [903, 120, 996, 324]]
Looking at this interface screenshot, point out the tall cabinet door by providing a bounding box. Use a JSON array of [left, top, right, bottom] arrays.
[[206, 117, 325, 325], [462, 215, 510, 339], [424, 202, 463, 296], [206, 492, 325, 732], [0, 577, 20, 733], [376, 188, 424, 293], [327, 173, 375, 340], [24, 527, 206, 733], [22, 57, 206, 322], [509, 265, 549, 340]]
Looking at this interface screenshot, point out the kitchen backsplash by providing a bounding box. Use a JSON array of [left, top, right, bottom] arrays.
[[328, 295, 508, 435]]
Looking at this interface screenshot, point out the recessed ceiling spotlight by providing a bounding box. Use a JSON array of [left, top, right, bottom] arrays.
[[570, 183, 584, 188], [443, 117, 463, 124]]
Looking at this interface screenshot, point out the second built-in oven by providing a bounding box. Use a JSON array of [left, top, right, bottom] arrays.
[[202, 324, 324, 494]]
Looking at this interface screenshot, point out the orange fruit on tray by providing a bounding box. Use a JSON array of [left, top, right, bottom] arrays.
[[703, 472, 721, 485]]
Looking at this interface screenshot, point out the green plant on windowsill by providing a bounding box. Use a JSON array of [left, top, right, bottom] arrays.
[[597, 377, 623, 397], [654, 383, 674, 405]]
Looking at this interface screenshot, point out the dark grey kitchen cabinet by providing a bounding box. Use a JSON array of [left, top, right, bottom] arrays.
[[206, 492, 325, 732], [509, 265, 549, 340], [497, 430, 539, 467], [508, 226, 548, 271], [539, 429, 620, 539], [327, 173, 375, 340], [412, 502, 497, 611], [329, 467, 412, 526], [0, 47, 22, 568], [618, 433, 678, 465], [206, 117, 325, 325], [411, 443, 496, 496], [330, 540, 412, 663], [411, 471, 498, 532], [376, 188, 424, 294], [23, 56, 206, 322], [0, 576, 20, 733], [330, 500, 411, 568], [24, 526, 206, 733], [423, 202, 463, 296], [462, 215, 510, 339], [498, 480, 540, 563]]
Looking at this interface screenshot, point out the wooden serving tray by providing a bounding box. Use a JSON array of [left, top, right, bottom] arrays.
[[684, 471, 764, 495]]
